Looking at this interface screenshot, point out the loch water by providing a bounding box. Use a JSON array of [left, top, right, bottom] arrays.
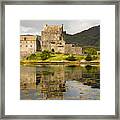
[[20, 64, 100, 100]]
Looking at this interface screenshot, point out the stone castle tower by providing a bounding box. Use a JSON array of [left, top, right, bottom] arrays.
[[41, 24, 65, 53], [20, 24, 82, 58]]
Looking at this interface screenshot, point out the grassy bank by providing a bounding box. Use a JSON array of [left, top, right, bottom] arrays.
[[20, 52, 100, 65]]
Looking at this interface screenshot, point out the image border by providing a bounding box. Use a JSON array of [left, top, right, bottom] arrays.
[[0, 0, 119, 119]]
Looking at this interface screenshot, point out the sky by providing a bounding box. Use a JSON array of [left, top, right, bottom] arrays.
[[20, 20, 100, 35]]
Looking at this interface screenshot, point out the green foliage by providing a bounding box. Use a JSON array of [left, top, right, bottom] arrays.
[[92, 55, 99, 60], [66, 55, 76, 61], [26, 53, 36, 60], [40, 50, 51, 60], [84, 48, 97, 55], [35, 52, 42, 57], [85, 54, 92, 61], [63, 25, 100, 48]]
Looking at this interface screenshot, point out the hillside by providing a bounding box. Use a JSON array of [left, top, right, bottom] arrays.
[[63, 25, 100, 49]]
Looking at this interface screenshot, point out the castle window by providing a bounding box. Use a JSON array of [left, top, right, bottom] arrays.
[[30, 45, 32, 47], [24, 37, 26, 40], [60, 43, 62, 45], [26, 45, 28, 47], [51, 42, 55, 44], [20, 45, 22, 47], [59, 36, 62, 40]]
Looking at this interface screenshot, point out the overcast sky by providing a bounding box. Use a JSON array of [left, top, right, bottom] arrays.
[[20, 20, 100, 35]]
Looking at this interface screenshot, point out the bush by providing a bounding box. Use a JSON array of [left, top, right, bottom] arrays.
[[35, 52, 41, 57], [40, 50, 51, 60], [92, 55, 98, 60], [27, 53, 36, 60], [66, 55, 76, 61], [85, 54, 92, 61], [83, 48, 97, 55]]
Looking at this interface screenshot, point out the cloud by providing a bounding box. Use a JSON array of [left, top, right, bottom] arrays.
[[20, 20, 100, 35], [20, 26, 33, 33], [64, 20, 100, 34], [20, 26, 40, 35]]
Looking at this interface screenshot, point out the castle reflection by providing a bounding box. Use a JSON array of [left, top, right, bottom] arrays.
[[20, 65, 100, 100]]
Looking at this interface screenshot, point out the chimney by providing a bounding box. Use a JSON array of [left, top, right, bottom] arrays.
[[62, 24, 63, 32]]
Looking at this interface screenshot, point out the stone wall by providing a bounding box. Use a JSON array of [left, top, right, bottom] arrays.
[[20, 35, 37, 58], [20, 33, 83, 57], [41, 24, 82, 55], [71, 46, 82, 55], [64, 44, 72, 54], [65, 44, 82, 55], [41, 24, 65, 53]]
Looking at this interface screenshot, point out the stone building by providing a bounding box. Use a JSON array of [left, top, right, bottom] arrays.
[[41, 24, 82, 55], [65, 44, 82, 55], [41, 24, 65, 53], [20, 24, 82, 57], [20, 35, 40, 58]]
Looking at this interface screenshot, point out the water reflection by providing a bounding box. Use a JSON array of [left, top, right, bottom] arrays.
[[20, 65, 100, 100]]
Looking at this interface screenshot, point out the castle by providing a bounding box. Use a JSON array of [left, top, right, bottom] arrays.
[[41, 24, 82, 55], [20, 24, 82, 57], [41, 24, 65, 53]]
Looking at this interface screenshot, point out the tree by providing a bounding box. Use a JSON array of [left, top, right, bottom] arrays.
[[85, 54, 92, 61], [40, 50, 51, 60], [84, 48, 97, 55]]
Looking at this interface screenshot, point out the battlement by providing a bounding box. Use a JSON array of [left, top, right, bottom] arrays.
[[42, 24, 63, 33]]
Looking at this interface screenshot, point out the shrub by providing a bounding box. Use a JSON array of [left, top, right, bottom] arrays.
[[92, 55, 98, 60], [27, 53, 36, 60], [35, 52, 41, 57], [85, 54, 92, 61], [40, 50, 51, 60], [83, 48, 97, 55]]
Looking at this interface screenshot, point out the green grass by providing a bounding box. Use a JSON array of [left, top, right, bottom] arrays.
[[39, 53, 85, 62], [21, 52, 86, 62], [46, 54, 68, 61], [21, 52, 100, 63]]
